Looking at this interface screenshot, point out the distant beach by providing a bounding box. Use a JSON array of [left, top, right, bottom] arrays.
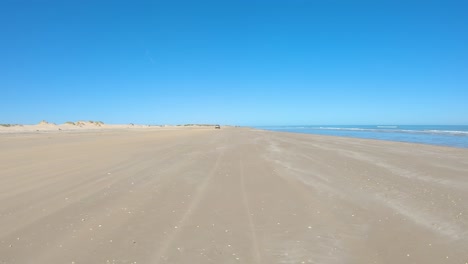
[[259, 125, 468, 148], [0, 120, 222, 134]]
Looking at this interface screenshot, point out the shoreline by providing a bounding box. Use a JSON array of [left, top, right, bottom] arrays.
[[2, 123, 467, 150], [256, 126, 468, 149]]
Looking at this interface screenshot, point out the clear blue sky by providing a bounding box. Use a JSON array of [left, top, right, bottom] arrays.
[[1, 0, 467, 125]]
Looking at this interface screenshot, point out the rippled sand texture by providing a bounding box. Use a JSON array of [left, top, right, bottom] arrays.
[[1, 128, 467, 263]]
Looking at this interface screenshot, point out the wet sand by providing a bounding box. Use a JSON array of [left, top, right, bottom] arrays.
[[1, 127, 467, 263]]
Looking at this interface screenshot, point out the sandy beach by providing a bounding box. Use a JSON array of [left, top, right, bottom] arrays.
[[1, 127, 467, 263]]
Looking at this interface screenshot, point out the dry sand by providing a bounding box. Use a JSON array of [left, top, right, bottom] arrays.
[[0, 127, 467, 263]]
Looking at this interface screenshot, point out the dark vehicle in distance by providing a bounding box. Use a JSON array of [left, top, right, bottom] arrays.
[[215, 125, 221, 129]]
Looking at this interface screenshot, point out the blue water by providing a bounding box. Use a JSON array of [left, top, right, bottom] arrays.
[[259, 125, 468, 148]]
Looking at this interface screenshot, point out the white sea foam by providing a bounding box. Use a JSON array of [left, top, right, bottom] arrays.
[[310, 127, 468, 136]]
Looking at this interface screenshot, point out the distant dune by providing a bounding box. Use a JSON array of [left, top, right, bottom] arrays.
[[0, 121, 222, 133]]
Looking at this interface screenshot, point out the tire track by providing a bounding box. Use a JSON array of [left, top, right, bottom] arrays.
[[153, 150, 224, 263], [239, 158, 262, 264]]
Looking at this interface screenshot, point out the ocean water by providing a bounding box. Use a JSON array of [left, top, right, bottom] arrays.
[[259, 125, 468, 149]]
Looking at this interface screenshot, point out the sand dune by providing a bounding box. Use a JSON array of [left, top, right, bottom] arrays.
[[0, 121, 218, 134], [1, 128, 467, 263]]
